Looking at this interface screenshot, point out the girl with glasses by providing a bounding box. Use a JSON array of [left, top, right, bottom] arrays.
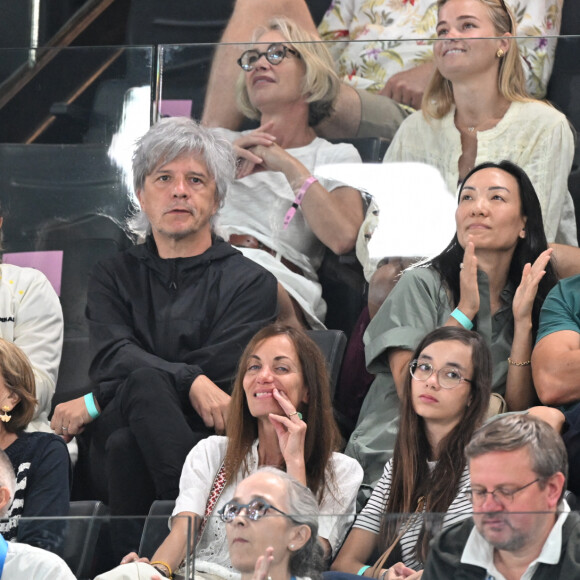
[[331, 326, 492, 578], [101, 325, 362, 580], [216, 16, 364, 330]]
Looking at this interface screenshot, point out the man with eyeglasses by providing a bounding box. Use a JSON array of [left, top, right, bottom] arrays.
[[423, 413, 580, 580]]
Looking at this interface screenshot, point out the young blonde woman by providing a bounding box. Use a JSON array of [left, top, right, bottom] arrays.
[[383, 0, 576, 246]]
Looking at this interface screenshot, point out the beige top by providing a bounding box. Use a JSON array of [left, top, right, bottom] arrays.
[[384, 101, 577, 245]]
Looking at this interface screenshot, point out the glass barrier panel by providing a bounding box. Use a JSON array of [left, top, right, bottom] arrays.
[[0, 47, 154, 401], [14, 514, 194, 579], [0, 46, 154, 145], [153, 35, 580, 287], [11, 509, 577, 578]]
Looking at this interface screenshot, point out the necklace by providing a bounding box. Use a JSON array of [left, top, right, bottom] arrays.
[[456, 101, 511, 135]]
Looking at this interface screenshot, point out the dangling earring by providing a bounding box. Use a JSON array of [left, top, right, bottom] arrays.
[[0, 406, 11, 423], [496, 48, 505, 58]]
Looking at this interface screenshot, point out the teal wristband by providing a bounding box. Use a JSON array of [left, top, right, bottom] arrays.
[[84, 393, 101, 420], [357, 566, 371, 576], [450, 308, 473, 330]]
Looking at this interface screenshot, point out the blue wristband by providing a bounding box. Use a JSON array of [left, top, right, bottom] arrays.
[[84, 393, 101, 420], [357, 566, 371, 576], [450, 308, 473, 330]]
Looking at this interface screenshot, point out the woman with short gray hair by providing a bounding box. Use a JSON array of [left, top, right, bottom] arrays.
[[224, 467, 324, 580]]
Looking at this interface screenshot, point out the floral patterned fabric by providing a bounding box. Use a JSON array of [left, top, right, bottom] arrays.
[[318, 0, 563, 98]]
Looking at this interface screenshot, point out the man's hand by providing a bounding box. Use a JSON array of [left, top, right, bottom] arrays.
[[380, 61, 436, 110], [51, 395, 97, 443], [188, 375, 231, 434]]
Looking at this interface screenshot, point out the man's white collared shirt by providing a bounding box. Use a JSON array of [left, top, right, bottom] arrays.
[[460, 501, 570, 580]]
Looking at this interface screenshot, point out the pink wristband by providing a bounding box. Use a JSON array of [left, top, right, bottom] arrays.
[[283, 176, 318, 229]]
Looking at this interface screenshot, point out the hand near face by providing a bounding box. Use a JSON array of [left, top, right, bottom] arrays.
[[50, 395, 95, 443], [379, 61, 435, 109], [188, 375, 231, 435], [268, 388, 307, 481], [512, 248, 552, 324], [252, 546, 275, 580], [456, 239, 479, 320]]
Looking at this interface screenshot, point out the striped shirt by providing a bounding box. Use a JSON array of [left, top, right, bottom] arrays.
[[354, 459, 472, 570]]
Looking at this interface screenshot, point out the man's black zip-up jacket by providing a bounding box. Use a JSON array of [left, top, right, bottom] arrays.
[[86, 234, 278, 409]]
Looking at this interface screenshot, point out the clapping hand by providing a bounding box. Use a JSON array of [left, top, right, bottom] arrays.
[[512, 248, 552, 324], [252, 547, 275, 580], [456, 239, 479, 321]]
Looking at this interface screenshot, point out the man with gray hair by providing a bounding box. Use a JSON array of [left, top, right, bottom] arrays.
[[423, 414, 580, 579], [0, 448, 75, 577], [51, 117, 277, 553]]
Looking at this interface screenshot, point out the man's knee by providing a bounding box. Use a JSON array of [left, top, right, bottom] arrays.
[[106, 426, 139, 457], [118, 368, 177, 409]]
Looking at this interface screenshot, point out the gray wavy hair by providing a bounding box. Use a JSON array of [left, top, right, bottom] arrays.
[[256, 467, 324, 580], [128, 117, 235, 237]]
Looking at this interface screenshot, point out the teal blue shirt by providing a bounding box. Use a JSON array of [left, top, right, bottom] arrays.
[[536, 274, 580, 343]]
